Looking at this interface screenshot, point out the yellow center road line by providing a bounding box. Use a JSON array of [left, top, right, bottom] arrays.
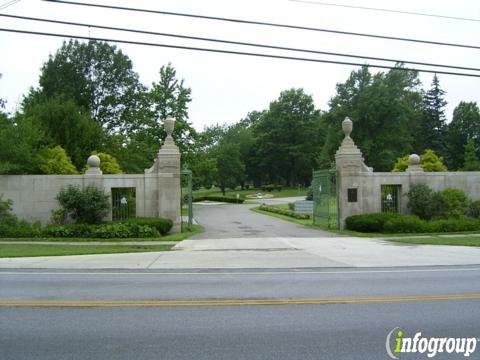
[[1, 293, 480, 307]]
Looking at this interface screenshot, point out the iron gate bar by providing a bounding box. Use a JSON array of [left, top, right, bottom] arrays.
[[181, 169, 193, 232]]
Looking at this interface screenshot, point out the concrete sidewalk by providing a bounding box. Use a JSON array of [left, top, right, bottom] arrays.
[[0, 236, 479, 269]]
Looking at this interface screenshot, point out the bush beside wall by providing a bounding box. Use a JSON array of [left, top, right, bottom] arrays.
[[346, 213, 480, 233]]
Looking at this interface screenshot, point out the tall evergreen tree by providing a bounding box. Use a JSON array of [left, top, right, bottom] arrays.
[[417, 74, 447, 156]]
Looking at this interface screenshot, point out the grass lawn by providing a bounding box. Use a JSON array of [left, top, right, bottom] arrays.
[[194, 186, 307, 199], [0, 244, 174, 258], [386, 235, 480, 247], [251, 207, 312, 227]]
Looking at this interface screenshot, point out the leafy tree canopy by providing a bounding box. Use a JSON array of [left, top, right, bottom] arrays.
[[392, 149, 447, 172], [38, 146, 78, 175]]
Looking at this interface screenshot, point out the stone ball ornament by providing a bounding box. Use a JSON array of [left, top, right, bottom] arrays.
[[87, 154, 101, 168], [342, 117, 353, 137], [409, 154, 420, 166]]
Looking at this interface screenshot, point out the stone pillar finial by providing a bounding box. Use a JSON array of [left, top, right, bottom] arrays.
[[164, 116, 175, 139], [342, 117, 353, 138], [85, 154, 102, 175]]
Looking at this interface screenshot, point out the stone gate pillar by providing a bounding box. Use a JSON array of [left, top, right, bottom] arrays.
[[146, 117, 181, 232], [335, 117, 372, 228]]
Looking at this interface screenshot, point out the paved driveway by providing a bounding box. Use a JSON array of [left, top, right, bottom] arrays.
[[192, 202, 334, 239]]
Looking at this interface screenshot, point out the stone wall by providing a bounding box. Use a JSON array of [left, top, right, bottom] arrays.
[[335, 118, 480, 228], [0, 117, 182, 232]]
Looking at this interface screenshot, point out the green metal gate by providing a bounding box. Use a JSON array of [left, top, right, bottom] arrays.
[[312, 169, 338, 229], [381, 184, 401, 213], [181, 169, 193, 232], [111, 187, 136, 221]]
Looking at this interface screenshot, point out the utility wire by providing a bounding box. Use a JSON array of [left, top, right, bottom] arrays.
[[0, 0, 20, 10], [41, 0, 480, 50], [1, 27, 479, 78], [290, 0, 480, 23], [2, 13, 479, 73]]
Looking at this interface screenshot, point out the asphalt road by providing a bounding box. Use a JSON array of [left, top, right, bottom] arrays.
[[1, 266, 480, 359], [192, 203, 335, 239]]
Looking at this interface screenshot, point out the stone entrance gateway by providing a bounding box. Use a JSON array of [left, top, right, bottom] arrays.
[[332, 117, 480, 229], [0, 117, 183, 232]]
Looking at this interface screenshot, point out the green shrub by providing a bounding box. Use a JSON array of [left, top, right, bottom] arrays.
[[435, 188, 469, 219], [56, 185, 110, 224], [346, 213, 480, 233], [123, 217, 173, 235], [423, 218, 480, 233], [383, 215, 425, 233], [306, 186, 313, 201], [0, 194, 14, 220], [407, 183, 438, 220], [261, 184, 282, 192], [345, 213, 399, 232], [193, 196, 244, 204], [0, 217, 42, 238], [43, 222, 161, 238], [259, 205, 310, 219], [288, 202, 295, 211], [469, 200, 480, 219]]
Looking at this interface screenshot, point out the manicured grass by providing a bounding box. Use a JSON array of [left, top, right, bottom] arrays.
[[387, 235, 480, 247], [194, 186, 307, 199], [0, 244, 174, 258]]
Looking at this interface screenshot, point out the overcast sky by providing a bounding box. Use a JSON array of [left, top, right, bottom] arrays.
[[0, 0, 479, 131]]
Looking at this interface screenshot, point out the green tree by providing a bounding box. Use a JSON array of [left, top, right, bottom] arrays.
[[392, 149, 447, 172], [420, 149, 447, 171], [38, 40, 145, 134], [22, 96, 103, 169], [0, 113, 46, 174], [37, 146, 78, 175], [447, 102, 480, 169], [416, 74, 447, 155], [463, 139, 480, 171], [215, 142, 245, 195], [320, 65, 423, 171], [253, 88, 322, 185], [91, 152, 123, 174]]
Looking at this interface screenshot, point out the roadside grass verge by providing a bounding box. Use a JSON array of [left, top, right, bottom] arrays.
[[385, 235, 480, 247], [0, 244, 174, 258], [194, 186, 306, 199]]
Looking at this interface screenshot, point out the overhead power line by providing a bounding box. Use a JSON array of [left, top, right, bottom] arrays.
[[0, 0, 20, 10], [290, 0, 480, 23], [1, 27, 479, 78], [2, 13, 479, 73], [41, 0, 480, 50]]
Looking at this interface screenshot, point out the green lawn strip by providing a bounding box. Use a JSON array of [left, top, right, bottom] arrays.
[[386, 235, 480, 247], [194, 187, 306, 199], [0, 244, 174, 258], [0, 224, 205, 243]]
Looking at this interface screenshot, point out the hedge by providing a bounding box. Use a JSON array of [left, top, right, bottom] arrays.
[[194, 196, 245, 204], [123, 217, 172, 235], [0, 216, 173, 238], [345, 213, 480, 233], [259, 205, 310, 219]]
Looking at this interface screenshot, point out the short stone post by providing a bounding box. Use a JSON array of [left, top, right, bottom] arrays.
[[156, 117, 181, 232]]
